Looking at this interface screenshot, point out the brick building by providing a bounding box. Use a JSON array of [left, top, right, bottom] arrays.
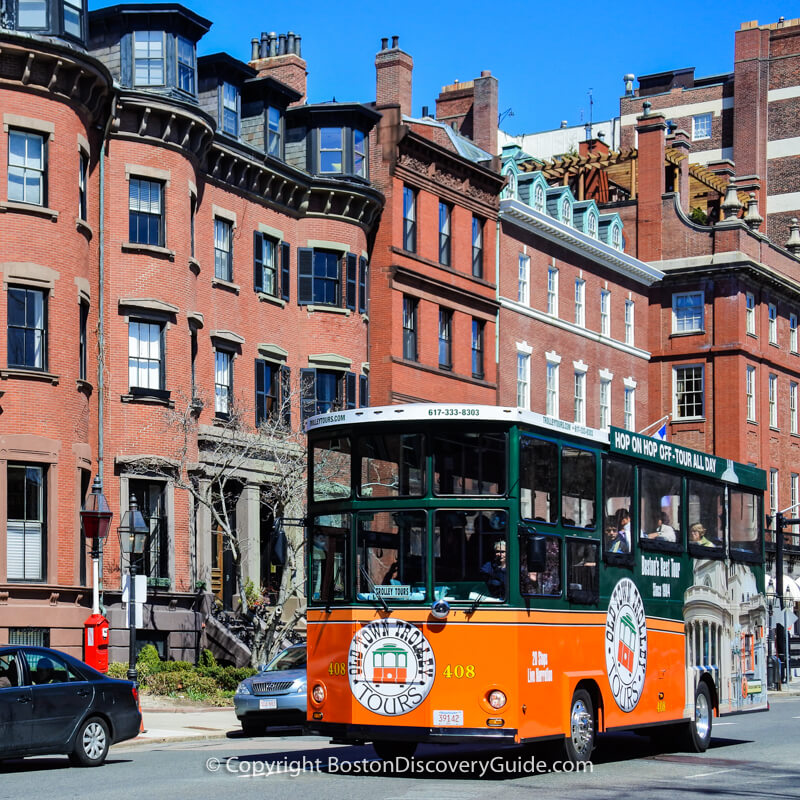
[[619, 16, 800, 244], [0, 1, 382, 661], [367, 40, 504, 405]]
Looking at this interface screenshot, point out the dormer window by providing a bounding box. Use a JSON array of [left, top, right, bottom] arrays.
[[587, 213, 597, 238], [63, 0, 82, 37], [17, 0, 47, 29], [612, 225, 621, 250], [534, 183, 545, 212], [222, 82, 239, 136], [561, 197, 572, 225], [134, 31, 165, 86], [177, 37, 196, 94], [267, 106, 282, 157], [354, 130, 367, 178], [319, 127, 344, 173]]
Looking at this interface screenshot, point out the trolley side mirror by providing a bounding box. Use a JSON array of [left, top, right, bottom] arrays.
[[521, 528, 547, 573]]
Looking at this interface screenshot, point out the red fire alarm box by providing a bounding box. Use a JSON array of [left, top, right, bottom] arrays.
[[84, 613, 109, 673]]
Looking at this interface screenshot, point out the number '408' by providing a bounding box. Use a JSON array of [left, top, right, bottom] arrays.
[[442, 664, 475, 678]]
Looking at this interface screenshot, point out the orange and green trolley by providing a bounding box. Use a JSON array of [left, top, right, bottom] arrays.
[[304, 404, 768, 762]]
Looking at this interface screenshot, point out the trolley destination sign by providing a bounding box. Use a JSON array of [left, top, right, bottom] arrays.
[[609, 427, 766, 489]]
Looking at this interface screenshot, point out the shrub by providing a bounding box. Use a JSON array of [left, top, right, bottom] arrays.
[[135, 644, 162, 679], [107, 663, 128, 680]]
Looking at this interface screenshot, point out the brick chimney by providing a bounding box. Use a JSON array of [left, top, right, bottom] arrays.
[[249, 31, 307, 105], [435, 70, 498, 155], [635, 103, 667, 261], [375, 36, 413, 116]]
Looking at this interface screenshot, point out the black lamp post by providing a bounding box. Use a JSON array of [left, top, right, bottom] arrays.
[[119, 494, 148, 683]]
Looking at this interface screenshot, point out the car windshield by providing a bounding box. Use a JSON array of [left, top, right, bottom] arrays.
[[265, 647, 306, 672]]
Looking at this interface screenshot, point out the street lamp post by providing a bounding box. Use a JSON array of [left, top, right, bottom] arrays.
[[119, 495, 148, 684], [80, 477, 113, 671]]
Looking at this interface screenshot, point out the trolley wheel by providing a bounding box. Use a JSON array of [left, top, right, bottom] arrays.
[[681, 682, 713, 753], [560, 689, 595, 764], [372, 740, 417, 761]]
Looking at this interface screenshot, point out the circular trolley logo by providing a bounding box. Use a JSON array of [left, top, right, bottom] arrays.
[[605, 578, 647, 712], [348, 619, 435, 716]]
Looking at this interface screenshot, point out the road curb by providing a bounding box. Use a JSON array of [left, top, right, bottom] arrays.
[[115, 731, 234, 749]]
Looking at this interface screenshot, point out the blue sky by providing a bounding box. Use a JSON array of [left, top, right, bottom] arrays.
[[93, 0, 791, 134]]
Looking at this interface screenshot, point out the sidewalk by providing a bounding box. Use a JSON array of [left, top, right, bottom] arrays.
[[117, 696, 241, 748]]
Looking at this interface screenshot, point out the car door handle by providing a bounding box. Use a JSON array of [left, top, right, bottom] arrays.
[[77, 689, 91, 697], [16, 696, 31, 703]]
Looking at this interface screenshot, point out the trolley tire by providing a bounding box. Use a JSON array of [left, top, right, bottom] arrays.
[[69, 716, 110, 767], [560, 689, 595, 764], [372, 740, 417, 761], [681, 682, 713, 753]]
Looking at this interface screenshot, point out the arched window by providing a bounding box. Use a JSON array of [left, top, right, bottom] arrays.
[[534, 183, 545, 212], [504, 171, 517, 200], [587, 213, 597, 238], [561, 197, 571, 225], [612, 224, 621, 250]]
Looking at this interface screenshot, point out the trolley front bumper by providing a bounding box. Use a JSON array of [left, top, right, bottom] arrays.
[[308, 721, 519, 745]]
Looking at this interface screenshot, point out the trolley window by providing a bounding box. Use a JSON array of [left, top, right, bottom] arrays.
[[520, 436, 558, 523], [433, 431, 506, 495], [359, 434, 425, 498], [687, 478, 725, 558], [519, 530, 562, 597], [310, 513, 350, 603], [562, 447, 596, 529], [729, 488, 761, 561], [603, 457, 633, 562], [566, 539, 599, 604], [433, 510, 507, 601], [639, 466, 682, 551], [357, 510, 426, 602], [312, 436, 352, 502]]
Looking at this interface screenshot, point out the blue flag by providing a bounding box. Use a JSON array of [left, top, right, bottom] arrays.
[[653, 424, 667, 441]]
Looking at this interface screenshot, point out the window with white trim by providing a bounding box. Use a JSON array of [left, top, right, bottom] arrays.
[[128, 177, 163, 246], [791, 381, 798, 435], [17, 0, 47, 28], [222, 82, 239, 136], [78, 151, 88, 220], [746, 292, 756, 335], [791, 313, 798, 353], [599, 377, 611, 430], [267, 106, 282, 158], [214, 217, 233, 281], [533, 182, 545, 212], [600, 289, 610, 337], [215, 350, 233, 416], [546, 362, 559, 417], [574, 279, 585, 327], [574, 370, 586, 425], [177, 36, 196, 94], [402, 186, 416, 252], [624, 300, 634, 345], [128, 319, 164, 391], [673, 291, 704, 333], [624, 386, 635, 431], [770, 468, 778, 520], [517, 254, 529, 305], [792, 475, 799, 523], [7, 464, 45, 581], [611, 224, 621, 251], [547, 267, 558, 316], [517, 352, 530, 409], [746, 365, 756, 421], [769, 373, 778, 428], [133, 31, 164, 86], [561, 196, 571, 225], [692, 112, 712, 141], [587, 212, 597, 238], [8, 287, 46, 371], [674, 365, 704, 419], [769, 303, 778, 344], [8, 130, 45, 206], [354, 130, 367, 178]]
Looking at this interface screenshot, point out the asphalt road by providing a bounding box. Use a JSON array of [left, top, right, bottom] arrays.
[[3, 696, 800, 800]]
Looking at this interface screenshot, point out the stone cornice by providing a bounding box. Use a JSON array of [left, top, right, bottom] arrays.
[[500, 198, 664, 286], [0, 33, 111, 122]]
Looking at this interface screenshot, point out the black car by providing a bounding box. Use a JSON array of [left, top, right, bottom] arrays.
[[0, 645, 141, 766]]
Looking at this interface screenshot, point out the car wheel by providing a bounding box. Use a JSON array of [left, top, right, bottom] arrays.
[[372, 740, 417, 761], [69, 717, 109, 767], [241, 720, 263, 737], [561, 689, 595, 765], [681, 682, 713, 753]]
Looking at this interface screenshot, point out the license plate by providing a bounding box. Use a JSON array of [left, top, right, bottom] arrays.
[[259, 698, 278, 710], [433, 710, 463, 726]]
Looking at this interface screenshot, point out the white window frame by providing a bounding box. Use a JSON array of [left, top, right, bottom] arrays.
[[623, 379, 636, 431], [746, 365, 756, 421], [673, 364, 704, 420], [692, 112, 712, 141], [624, 299, 634, 345], [561, 196, 571, 225], [214, 217, 233, 281], [545, 353, 561, 418], [769, 373, 778, 428], [600, 289, 610, 337], [518, 254, 530, 305], [791, 313, 798, 353], [8, 129, 45, 206], [769, 303, 778, 344], [222, 81, 239, 137], [574, 279, 585, 327], [573, 365, 587, 425], [133, 30, 165, 87], [547, 267, 558, 317], [791, 381, 798, 435], [6, 464, 45, 581], [792, 474, 799, 523], [672, 291, 704, 334], [128, 319, 163, 391], [215, 350, 233, 415], [516, 352, 530, 409], [533, 182, 545, 212], [746, 292, 756, 335], [770, 468, 779, 520], [599, 374, 612, 430]]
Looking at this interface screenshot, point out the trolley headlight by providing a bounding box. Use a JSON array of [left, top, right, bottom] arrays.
[[488, 690, 507, 709], [312, 683, 326, 703]]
